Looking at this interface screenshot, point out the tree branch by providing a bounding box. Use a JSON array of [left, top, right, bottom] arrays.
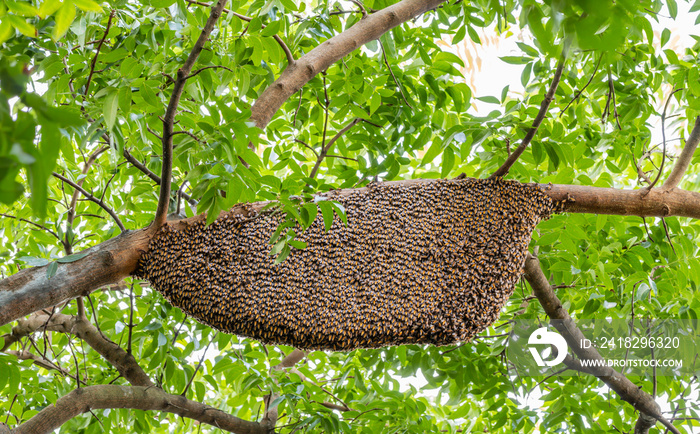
[[523, 254, 680, 434], [310, 118, 368, 178], [5, 177, 700, 328], [0, 213, 61, 242], [184, 0, 295, 65], [122, 149, 197, 206], [250, 0, 447, 129], [83, 10, 115, 97], [490, 55, 565, 178], [184, 65, 234, 79], [9, 385, 266, 434], [0, 227, 154, 327], [52, 172, 125, 231], [5, 312, 153, 387], [663, 116, 700, 190], [154, 0, 228, 229]]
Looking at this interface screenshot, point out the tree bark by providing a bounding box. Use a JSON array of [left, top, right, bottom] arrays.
[[249, 0, 447, 129], [0, 227, 154, 327], [10, 385, 266, 434], [523, 254, 680, 434]]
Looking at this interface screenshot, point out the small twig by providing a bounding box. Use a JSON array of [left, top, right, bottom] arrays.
[[349, 0, 368, 17], [293, 87, 303, 126], [181, 334, 215, 396], [172, 130, 207, 144], [0, 213, 61, 241], [646, 89, 682, 191], [310, 118, 364, 178], [84, 10, 115, 96], [607, 71, 622, 130], [184, 65, 234, 79], [52, 172, 125, 231], [146, 126, 162, 141], [295, 139, 318, 157], [661, 218, 676, 254], [379, 39, 412, 109], [560, 54, 601, 117], [127, 282, 134, 354], [325, 154, 358, 162], [123, 148, 197, 206]]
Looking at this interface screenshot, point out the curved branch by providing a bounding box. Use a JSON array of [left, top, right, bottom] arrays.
[[0, 227, 154, 327], [52, 172, 125, 231], [9, 385, 266, 434], [122, 149, 197, 206], [490, 55, 565, 178], [155, 0, 228, 228], [84, 10, 115, 97], [663, 115, 700, 190], [310, 118, 363, 179], [523, 254, 680, 434], [250, 0, 447, 129]]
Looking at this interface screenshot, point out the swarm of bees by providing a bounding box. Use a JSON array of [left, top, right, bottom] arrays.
[[135, 178, 555, 351]]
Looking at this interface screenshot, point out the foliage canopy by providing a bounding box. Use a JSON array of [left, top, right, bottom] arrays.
[[1, 0, 700, 433]]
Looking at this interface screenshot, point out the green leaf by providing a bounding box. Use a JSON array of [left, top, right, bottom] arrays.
[[421, 139, 443, 165], [260, 20, 282, 38], [103, 89, 119, 130], [73, 0, 103, 12], [318, 200, 334, 232], [6, 1, 39, 17], [18, 256, 50, 267], [667, 0, 678, 18], [38, 0, 63, 18], [274, 244, 291, 263], [0, 19, 13, 45], [441, 146, 454, 178], [46, 261, 58, 279], [7, 15, 36, 37], [500, 56, 532, 65], [53, 1, 76, 40]]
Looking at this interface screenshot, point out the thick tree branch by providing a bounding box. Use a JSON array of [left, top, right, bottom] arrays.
[[9, 385, 266, 434], [52, 172, 125, 231], [155, 0, 228, 228], [490, 56, 565, 178], [0, 227, 154, 327], [523, 254, 680, 434], [662, 116, 700, 190], [250, 0, 447, 129]]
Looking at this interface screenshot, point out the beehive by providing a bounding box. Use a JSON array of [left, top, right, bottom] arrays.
[[135, 178, 555, 351]]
